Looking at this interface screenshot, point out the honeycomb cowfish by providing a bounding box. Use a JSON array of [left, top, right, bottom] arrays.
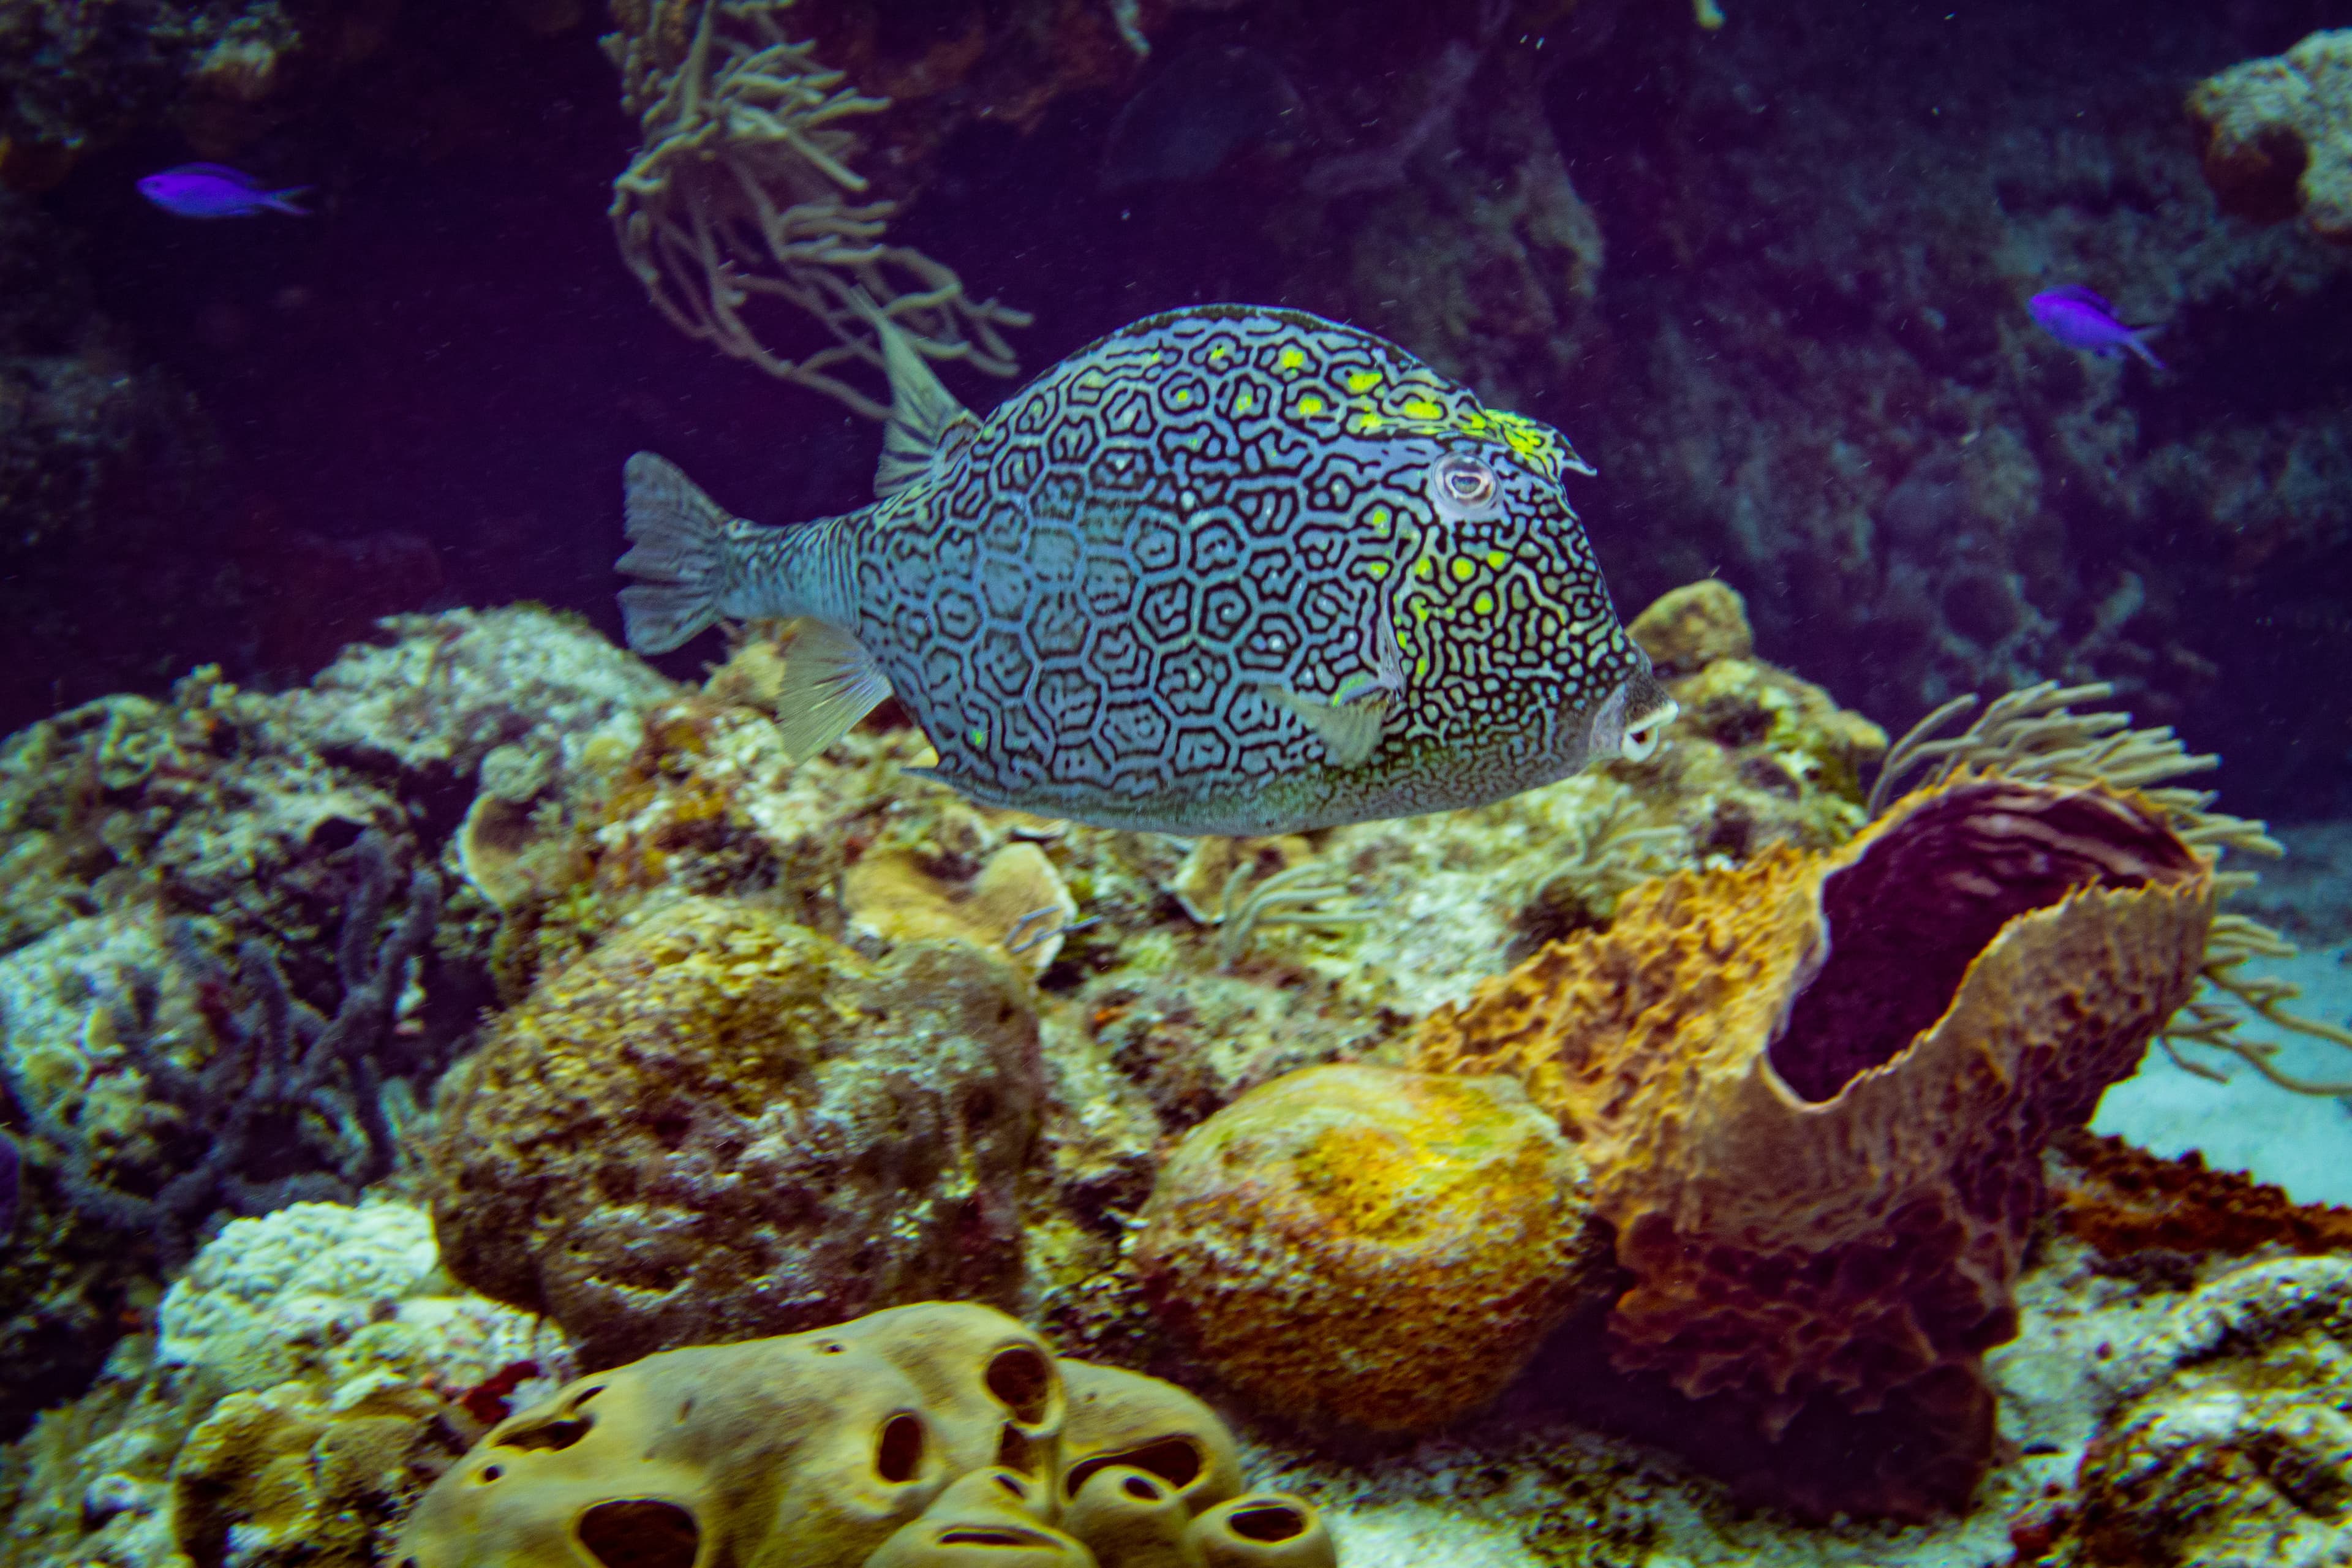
[[617, 304, 1676, 836]]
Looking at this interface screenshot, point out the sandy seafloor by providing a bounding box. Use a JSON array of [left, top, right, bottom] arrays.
[[1242, 824, 2352, 1568], [2092, 822, 2352, 1208]]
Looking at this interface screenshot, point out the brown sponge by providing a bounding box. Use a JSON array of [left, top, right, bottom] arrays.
[[1418, 776, 2215, 1517]]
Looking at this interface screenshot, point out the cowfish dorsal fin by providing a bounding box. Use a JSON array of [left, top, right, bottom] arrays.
[[774, 619, 894, 762], [858, 295, 979, 499]]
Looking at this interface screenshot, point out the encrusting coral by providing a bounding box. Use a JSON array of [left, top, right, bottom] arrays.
[[394, 1300, 1333, 1568], [1133, 1063, 1607, 1436], [1416, 771, 2217, 1517], [426, 894, 1047, 1370]]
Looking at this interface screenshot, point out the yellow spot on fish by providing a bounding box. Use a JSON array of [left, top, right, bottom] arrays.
[[1415, 557, 1435, 579], [1173, 388, 1190, 405], [1413, 601, 1432, 624], [1368, 505, 1390, 536], [1365, 560, 1390, 579], [1297, 394, 1325, 416], [969, 727, 987, 746], [1485, 550, 1507, 568], [1234, 390, 1254, 413], [1280, 347, 1305, 371], [1210, 344, 1228, 361], [1401, 397, 1444, 420], [1415, 654, 1431, 678], [1450, 557, 1476, 582], [1346, 370, 1382, 393], [1473, 591, 1494, 616]]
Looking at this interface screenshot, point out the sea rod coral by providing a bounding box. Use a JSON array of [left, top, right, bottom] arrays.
[[1, 829, 439, 1266], [604, 0, 1030, 417]]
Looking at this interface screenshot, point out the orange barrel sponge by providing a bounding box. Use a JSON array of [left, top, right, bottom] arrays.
[[1416, 775, 2217, 1518], [1131, 1062, 1607, 1435]]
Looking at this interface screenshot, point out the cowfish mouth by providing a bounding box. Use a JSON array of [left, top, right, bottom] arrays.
[[1585, 657, 1679, 764]]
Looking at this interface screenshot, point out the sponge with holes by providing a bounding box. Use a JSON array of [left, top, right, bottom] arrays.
[[391, 1301, 1338, 1568]]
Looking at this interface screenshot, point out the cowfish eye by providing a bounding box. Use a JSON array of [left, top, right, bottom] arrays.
[[1432, 454, 1498, 511], [1619, 696, 1679, 762]]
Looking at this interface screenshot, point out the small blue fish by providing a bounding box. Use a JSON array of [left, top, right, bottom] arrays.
[[2029, 285, 2164, 369], [138, 163, 311, 219]]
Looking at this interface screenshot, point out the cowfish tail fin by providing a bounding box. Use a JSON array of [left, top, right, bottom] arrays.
[[267, 186, 312, 216], [851, 290, 979, 499], [618, 450, 734, 654], [772, 619, 892, 761]]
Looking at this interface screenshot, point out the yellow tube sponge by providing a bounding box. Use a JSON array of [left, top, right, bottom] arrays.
[[393, 1303, 1331, 1568], [1186, 1496, 1336, 1568]]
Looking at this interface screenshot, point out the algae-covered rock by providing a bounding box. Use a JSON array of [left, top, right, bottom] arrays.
[[1133, 1063, 1605, 1435], [427, 895, 1047, 1367], [2188, 28, 2352, 243], [0, 1201, 563, 1568], [2046, 1256, 2352, 1566]]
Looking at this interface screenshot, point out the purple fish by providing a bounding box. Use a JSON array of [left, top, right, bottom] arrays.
[[2029, 285, 2164, 369], [138, 163, 311, 219]]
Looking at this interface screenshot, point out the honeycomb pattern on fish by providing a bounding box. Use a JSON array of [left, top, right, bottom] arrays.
[[621, 304, 1673, 835]]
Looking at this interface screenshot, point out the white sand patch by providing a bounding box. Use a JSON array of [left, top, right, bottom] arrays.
[[2094, 946, 2352, 1205]]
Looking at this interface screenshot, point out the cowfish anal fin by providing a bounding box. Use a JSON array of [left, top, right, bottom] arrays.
[[853, 292, 979, 500], [617, 451, 733, 654], [1260, 684, 1388, 767], [773, 619, 894, 762]]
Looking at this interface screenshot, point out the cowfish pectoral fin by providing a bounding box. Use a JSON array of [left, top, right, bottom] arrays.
[[1260, 685, 1388, 767], [773, 619, 893, 762], [618, 451, 734, 654], [851, 290, 979, 499]]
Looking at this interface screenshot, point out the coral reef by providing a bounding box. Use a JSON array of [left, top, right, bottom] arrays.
[[0, 609, 673, 1436], [1416, 773, 2217, 1517], [395, 1298, 1331, 1568], [0, 1200, 565, 1568], [2028, 1255, 2352, 1567], [426, 895, 1046, 1369], [1133, 1063, 1606, 1436], [2189, 28, 2352, 245]]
